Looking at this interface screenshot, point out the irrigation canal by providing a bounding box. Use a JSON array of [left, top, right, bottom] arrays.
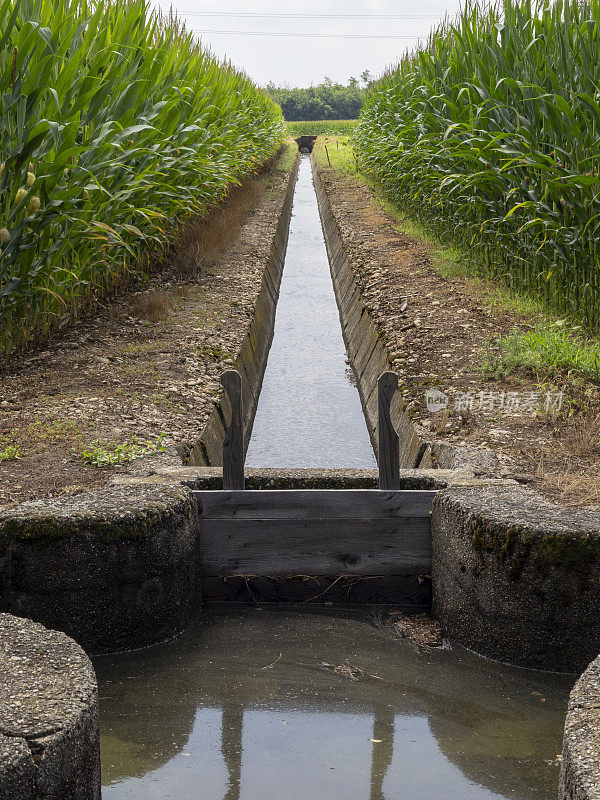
[[96, 155, 570, 799], [245, 155, 376, 469]]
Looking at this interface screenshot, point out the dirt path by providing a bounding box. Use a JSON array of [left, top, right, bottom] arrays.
[[0, 155, 294, 508], [314, 157, 600, 507]]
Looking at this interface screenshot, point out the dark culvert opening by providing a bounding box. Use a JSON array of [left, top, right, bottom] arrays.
[[295, 135, 318, 153]]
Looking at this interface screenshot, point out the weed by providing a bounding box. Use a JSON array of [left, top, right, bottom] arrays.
[[312, 137, 359, 175], [0, 444, 20, 462], [275, 142, 297, 172], [198, 344, 232, 361], [172, 179, 264, 274], [482, 322, 600, 382], [79, 435, 166, 468]]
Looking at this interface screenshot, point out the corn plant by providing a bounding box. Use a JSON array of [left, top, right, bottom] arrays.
[[355, 0, 600, 328], [0, 0, 285, 354]]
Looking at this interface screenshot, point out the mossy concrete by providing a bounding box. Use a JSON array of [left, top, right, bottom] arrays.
[[432, 484, 600, 672], [0, 613, 100, 799], [0, 484, 199, 654]]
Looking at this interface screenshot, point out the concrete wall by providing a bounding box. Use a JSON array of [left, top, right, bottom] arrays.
[[0, 613, 100, 800], [432, 484, 600, 673], [312, 159, 424, 468], [560, 654, 600, 799], [0, 485, 199, 654]]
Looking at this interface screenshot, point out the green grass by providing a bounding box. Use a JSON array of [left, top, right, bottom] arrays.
[[287, 120, 358, 136], [79, 435, 166, 468], [356, 0, 600, 330], [0, 0, 285, 356], [312, 137, 359, 175], [483, 322, 600, 382], [0, 444, 20, 462]]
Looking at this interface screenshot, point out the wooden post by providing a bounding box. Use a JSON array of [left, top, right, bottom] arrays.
[[378, 372, 400, 490], [221, 369, 244, 490]]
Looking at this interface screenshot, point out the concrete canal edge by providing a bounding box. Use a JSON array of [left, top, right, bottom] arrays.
[[431, 484, 600, 674], [0, 484, 199, 654], [187, 153, 301, 466], [0, 613, 100, 800], [560, 654, 600, 799], [311, 154, 499, 475]]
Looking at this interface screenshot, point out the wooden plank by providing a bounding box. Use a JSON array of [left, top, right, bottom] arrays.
[[198, 517, 431, 577], [194, 489, 436, 519], [221, 370, 244, 490], [201, 575, 431, 606], [378, 372, 400, 490]]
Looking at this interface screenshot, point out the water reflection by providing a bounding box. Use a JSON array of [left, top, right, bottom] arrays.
[[97, 608, 572, 800], [244, 156, 376, 468]]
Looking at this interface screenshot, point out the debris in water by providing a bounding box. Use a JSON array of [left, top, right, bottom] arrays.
[[261, 652, 282, 670], [322, 661, 364, 681], [388, 610, 443, 650]]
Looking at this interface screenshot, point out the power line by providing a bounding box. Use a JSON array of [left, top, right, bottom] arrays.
[[190, 29, 426, 39], [160, 9, 443, 20]]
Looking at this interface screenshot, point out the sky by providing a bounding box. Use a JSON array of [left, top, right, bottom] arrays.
[[152, 0, 465, 87]]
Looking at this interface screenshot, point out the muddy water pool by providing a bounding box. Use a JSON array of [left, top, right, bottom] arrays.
[[96, 607, 571, 800]]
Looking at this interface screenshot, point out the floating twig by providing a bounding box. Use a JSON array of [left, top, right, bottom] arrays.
[[261, 652, 283, 670]]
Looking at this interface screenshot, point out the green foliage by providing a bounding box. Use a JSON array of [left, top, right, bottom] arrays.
[[355, 0, 600, 329], [0, 443, 19, 461], [287, 120, 358, 136], [80, 434, 166, 467], [0, 0, 285, 355], [267, 80, 364, 121], [482, 321, 600, 381]]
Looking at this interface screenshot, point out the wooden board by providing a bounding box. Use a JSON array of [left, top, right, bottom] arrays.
[[198, 517, 431, 577], [195, 489, 434, 607], [194, 489, 436, 519]]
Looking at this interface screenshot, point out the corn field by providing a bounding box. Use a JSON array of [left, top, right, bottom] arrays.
[[0, 0, 285, 354], [355, 0, 600, 328]]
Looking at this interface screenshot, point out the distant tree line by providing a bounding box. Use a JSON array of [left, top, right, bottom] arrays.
[[265, 73, 371, 121]]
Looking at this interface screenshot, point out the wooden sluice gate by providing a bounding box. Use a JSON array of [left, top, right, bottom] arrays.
[[192, 370, 437, 605]]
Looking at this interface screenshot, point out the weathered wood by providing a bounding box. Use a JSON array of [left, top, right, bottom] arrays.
[[378, 372, 400, 490], [221, 369, 244, 490], [201, 575, 431, 606], [198, 517, 431, 577], [195, 489, 436, 519]]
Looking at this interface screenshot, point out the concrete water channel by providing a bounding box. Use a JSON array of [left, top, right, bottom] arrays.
[[245, 156, 376, 469], [96, 155, 572, 799]]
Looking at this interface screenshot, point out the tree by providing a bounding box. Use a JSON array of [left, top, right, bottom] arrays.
[[264, 78, 366, 121]]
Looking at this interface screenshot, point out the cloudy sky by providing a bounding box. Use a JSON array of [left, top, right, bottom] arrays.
[[153, 0, 464, 87]]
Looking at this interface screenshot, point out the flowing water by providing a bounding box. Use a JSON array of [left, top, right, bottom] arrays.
[[97, 608, 572, 800], [244, 156, 376, 468]]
